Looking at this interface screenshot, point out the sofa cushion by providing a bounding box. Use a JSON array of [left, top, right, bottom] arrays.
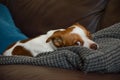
[[98, 0, 120, 30], [3, 0, 107, 37]]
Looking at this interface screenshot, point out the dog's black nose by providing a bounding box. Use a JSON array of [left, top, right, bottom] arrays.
[[90, 43, 98, 50]]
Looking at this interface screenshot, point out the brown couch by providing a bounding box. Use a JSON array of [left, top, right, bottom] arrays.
[[0, 0, 120, 80]]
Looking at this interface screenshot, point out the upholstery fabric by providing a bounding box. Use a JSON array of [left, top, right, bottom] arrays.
[[3, 0, 107, 37], [98, 0, 120, 30]]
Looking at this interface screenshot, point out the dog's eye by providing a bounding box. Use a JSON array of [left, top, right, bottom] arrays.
[[74, 41, 81, 46]]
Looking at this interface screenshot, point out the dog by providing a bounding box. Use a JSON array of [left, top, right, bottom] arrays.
[[3, 23, 99, 57]]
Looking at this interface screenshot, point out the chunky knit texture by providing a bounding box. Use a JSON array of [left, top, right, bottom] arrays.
[[0, 23, 120, 73]]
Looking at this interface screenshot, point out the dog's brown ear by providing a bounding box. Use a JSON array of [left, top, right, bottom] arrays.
[[52, 37, 63, 47], [46, 36, 63, 47]]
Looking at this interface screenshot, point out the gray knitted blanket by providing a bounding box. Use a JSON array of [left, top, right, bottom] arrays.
[[0, 23, 120, 73]]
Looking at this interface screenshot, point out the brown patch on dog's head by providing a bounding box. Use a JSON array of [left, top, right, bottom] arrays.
[[46, 27, 84, 47], [12, 46, 33, 57]]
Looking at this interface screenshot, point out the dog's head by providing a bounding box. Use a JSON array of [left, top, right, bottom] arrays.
[[46, 23, 99, 50]]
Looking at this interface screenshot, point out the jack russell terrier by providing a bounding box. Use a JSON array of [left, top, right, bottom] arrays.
[[3, 23, 99, 57]]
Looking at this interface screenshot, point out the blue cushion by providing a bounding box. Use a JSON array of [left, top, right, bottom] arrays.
[[0, 4, 28, 54]]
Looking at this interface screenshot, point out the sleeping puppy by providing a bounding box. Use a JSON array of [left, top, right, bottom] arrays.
[[3, 23, 99, 57]]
